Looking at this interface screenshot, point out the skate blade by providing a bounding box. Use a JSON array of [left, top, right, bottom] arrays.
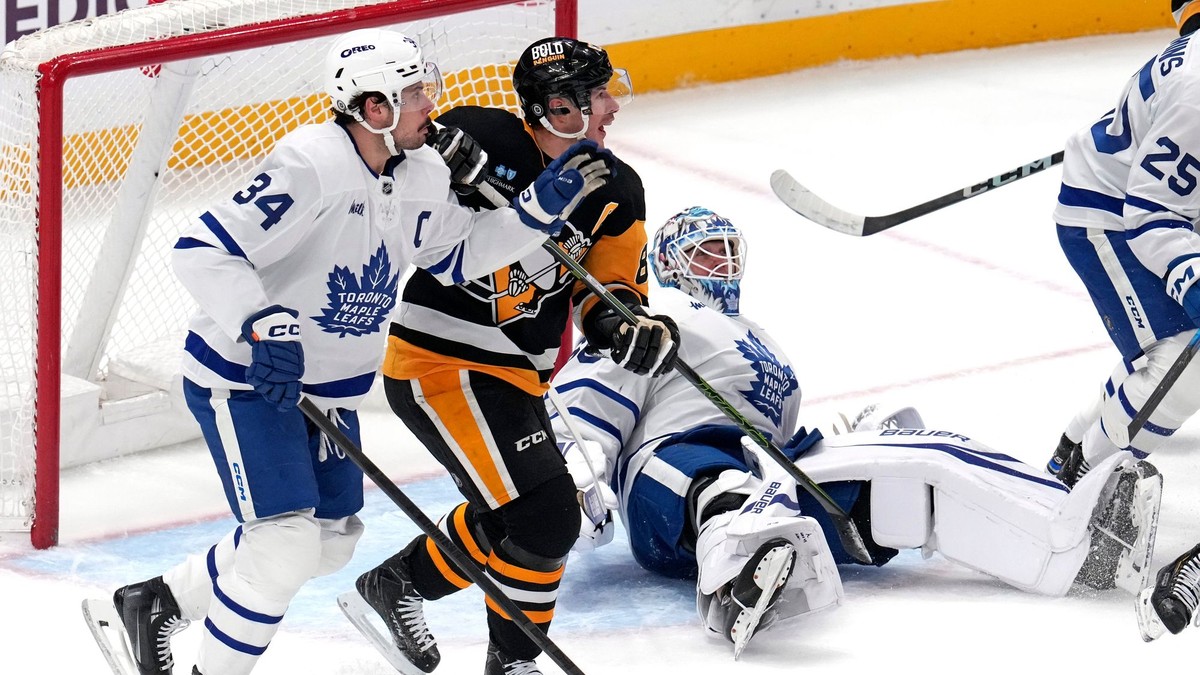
[[82, 598, 138, 675], [731, 544, 796, 660], [337, 591, 431, 675], [1135, 587, 1168, 642], [1115, 473, 1163, 594]]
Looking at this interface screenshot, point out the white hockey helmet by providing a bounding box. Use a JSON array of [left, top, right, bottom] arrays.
[[324, 29, 443, 130], [651, 206, 746, 316]]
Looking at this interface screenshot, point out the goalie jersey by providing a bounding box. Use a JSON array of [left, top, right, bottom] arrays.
[[548, 287, 801, 516], [384, 106, 649, 395], [172, 122, 545, 410], [1055, 30, 1200, 282]]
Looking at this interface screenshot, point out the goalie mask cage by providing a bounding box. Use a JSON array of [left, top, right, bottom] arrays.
[[0, 0, 576, 549]]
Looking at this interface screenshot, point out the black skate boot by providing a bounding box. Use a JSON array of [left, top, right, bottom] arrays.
[[354, 554, 440, 673], [1137, 543, 1200, 641], [483, 642, 542, 675], [724, 538, 796, 658], [112, 576, 189, 675], [1046, 433, 1080, 476], [1055, 441, 1091, 489]]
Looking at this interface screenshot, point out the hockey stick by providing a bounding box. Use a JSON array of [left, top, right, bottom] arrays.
[[478, 182, 873, 564], [297, 399, 586, 675], [770, 150, 1064, 236]]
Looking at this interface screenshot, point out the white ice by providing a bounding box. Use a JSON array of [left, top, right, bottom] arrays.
[[4, 27, 1199, 674]]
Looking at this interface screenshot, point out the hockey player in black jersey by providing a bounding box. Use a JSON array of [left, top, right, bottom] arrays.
[[341, 38, 679, 675]]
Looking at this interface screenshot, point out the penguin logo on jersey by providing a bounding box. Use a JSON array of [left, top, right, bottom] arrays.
[[736, 332, 798, 427], [312, 242, 400, 337], [457, 224, 593, 326]]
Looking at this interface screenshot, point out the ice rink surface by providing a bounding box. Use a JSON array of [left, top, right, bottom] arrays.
[[4, 27, 1200, 674]]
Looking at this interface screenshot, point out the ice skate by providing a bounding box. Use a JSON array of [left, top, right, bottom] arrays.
[[483, 642, 542, 675], [1137, 543, 1200, 641], [724, 538, 797, 659], [83, 576, 190, 675], [339, 553, 439, 674]]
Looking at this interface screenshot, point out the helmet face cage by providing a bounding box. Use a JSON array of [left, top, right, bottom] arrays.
[[652, 207, 746, 316], [326, 29, 443, 123]]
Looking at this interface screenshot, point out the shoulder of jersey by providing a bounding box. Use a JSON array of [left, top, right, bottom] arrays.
[[438, 106, 524, 137]]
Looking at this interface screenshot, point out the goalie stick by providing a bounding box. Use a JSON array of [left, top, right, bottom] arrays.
[[771, 150, 1064, 236], [477, 181, 874, 565]]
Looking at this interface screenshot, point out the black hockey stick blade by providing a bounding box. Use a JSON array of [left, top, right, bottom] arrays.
[[771, 150, 1064, 236], [297, 399, 587, 675]]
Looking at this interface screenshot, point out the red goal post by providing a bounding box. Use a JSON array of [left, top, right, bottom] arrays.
[[0, 0, 577, 549]]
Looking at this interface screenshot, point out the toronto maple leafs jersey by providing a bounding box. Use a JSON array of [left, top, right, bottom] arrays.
[[384, 106, 648, 395], [1055, 30, 1200, 282], [173, 121, 546, 410], [548, 287, 800, 518]]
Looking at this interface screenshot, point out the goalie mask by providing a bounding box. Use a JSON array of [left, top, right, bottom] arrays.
[[325, 29, 443, 151], [652, 207, 746, 316], [513, 37, 633, 139]]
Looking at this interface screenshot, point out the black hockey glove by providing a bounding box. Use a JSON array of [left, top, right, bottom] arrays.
[[428, 125, 487, 195], [585, 304, 679, 377]]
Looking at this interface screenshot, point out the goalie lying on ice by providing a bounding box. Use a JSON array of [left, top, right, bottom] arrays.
[[546, 206, 1162, 659]]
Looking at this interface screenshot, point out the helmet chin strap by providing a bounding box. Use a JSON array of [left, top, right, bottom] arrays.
[[538, 112, 590, 140], [355, 112, 403, 157]]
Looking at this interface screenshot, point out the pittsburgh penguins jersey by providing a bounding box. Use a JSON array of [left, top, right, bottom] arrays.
[[173, 121, 546, 410], [1055, 30, 1200, 283], [547, 287, 801, 517], [384, 106, 649, 394]]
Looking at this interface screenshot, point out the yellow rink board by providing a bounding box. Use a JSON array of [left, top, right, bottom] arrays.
[[607, 0, 1175, 93]]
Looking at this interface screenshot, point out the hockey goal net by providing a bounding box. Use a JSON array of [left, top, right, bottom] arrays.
[[0, 0, 576, 549]]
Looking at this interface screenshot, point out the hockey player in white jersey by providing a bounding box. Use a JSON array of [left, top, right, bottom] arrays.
[[1043, 0, 1200, 641], [549, 207, 1163, 657], [82, 28, 615, 675]]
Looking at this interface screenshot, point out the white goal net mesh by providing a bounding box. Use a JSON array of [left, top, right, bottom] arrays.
[[0, 0, 560, 540]]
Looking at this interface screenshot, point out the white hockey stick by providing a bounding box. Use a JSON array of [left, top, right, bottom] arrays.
[[771, 151, 1064, 236]]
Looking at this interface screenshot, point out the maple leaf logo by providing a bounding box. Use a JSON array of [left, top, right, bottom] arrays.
[[735, 331, 797, 427], [311, 242, 400, 337]]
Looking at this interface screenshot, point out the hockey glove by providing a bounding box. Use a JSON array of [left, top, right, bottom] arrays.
[[588, 304, 680, 377], [240, 305, 304, 411], [562, 440, 619, 552], [428, 125, 488, 195], [513, 139, 614, 235]]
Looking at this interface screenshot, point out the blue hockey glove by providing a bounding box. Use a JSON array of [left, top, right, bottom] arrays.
[[240, 305, 304, 411], [513, 139, 614, 235]]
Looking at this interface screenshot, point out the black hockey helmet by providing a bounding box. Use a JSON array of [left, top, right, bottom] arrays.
[[513, 37, 613, 120]]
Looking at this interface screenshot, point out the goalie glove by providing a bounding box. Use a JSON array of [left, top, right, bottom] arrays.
[[240, 305, 304, 411], [563, 440, 619, 552], [427, 125, 488, 195], [513, 139, 614, 235], [585, 304, 680, 377]]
